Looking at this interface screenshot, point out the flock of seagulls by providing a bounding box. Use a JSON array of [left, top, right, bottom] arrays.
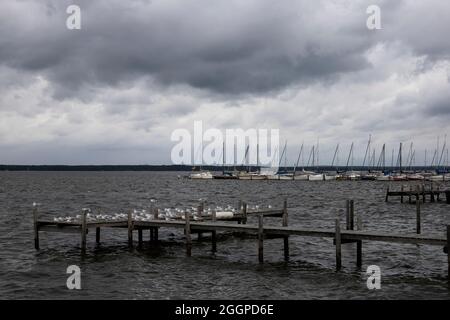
[[51, 203, 274, 223]]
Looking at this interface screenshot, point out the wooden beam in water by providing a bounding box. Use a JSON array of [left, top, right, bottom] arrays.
[[185, 211, 192, 257], [282, 199, 289, 261], [127, 210, 133, 247], [356, 214, 362, 268], [212, 210, 217, 252], [416, 199, 421, 234], [96, 227, 100, 244], [33, 205, 39, 250], [258, 214, 264, 264], [81, 209, 87, 252], [335, 219, 342, 271]]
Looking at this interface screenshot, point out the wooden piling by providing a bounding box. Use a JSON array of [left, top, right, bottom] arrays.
[[356, 215, 362, 268], [430, 183, 435, 202], [385, 186, 389, 202], [185, 211, 192, 257], [447, 225, 450, 284], [335, 219, 341, 271], [400, 185, 404, 203], [211, 210, 217, 252], [446, 191, 450, 204], [416, 199, 421, 234], [95, 227, 100, 244], [242, 202, 248, 224], [81, 209, 87, 252], [345, 200, 350, 229], [127, 210, 133, 247], [349, 200, 354, 231], [258, 214, 264, 263], [138, 228, 143, 247], [282, 199, 289, 261], [437, 185, 441, 201], [33, 204, 39, 250]]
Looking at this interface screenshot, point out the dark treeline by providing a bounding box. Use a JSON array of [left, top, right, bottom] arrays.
[[0, 165, 446, 172]]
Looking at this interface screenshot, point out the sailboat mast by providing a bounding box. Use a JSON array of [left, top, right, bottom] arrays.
[[331, 143, 339, 169], [294, 143, 304, 175]]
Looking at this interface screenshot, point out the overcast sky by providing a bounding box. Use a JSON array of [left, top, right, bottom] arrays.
[[1, 0, 450, 165]]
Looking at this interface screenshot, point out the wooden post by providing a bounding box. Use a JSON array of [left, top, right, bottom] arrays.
[[155, 228, 159, 242], [356, 214, 362, 268], [446, 191, 450, 204], [385, 186, 389, 202], [431, 183, 435, 202], [242, 202, 248, 224], [138, 228, 143, 247], [335, 218, 341, 271], [258, 214, 264, 263], [81, 209, 87, 253], [416, 199, 421, 234], [282, 199, 289, 261], [197, 204, 203, 240], [401, 185, 404, 203], [211, 210, 217, 252], [33, 204, 39, 250], [409, 185, 412, 204], [349, 200, 354, 231], [185, 211, 192, 257], [95, 227, 100, 244], [127, 210, 133, 247], [345, 200, 350, 229], [447, 225, 450, 284]]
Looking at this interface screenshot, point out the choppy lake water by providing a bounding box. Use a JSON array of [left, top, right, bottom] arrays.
[[1, 171, 449, 299]]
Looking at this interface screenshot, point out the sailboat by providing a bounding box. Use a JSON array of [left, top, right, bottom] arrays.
[[308, 144, 323, 181], [213, 142, 238, 179], [342, 142, 360, 180], [189, 143, 213, 179], [324, 143, 339, 180]]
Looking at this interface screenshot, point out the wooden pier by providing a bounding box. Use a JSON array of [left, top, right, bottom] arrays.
[[385, 184, 450, 204], [33, 200, 450, 282]]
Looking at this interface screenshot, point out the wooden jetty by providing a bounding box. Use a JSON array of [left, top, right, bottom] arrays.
[[385, 183, 450, 204], [33, 200, 450, 282]]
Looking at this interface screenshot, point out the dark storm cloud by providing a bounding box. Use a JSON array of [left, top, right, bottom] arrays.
[[0, 0, 378, 100]]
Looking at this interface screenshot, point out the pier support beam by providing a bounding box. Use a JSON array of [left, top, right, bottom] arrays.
[[356, 214, 362, 268], [447, 225, 450, 285], [95, 227, 100, 244], [211, 210, 217, 252], [81, 209, 87, 253], [258, 214, 264, 264], [242, 202, 248, 224], [335, 219, 341, 271], [185, 211, 192, 257], [282, 199, 289, 261], [385, 186, 389, 202], [138, 228, 143, 247], [416, 199, 422, 234], [127, 210, 133, 247], [33, 204, 39, 250]]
